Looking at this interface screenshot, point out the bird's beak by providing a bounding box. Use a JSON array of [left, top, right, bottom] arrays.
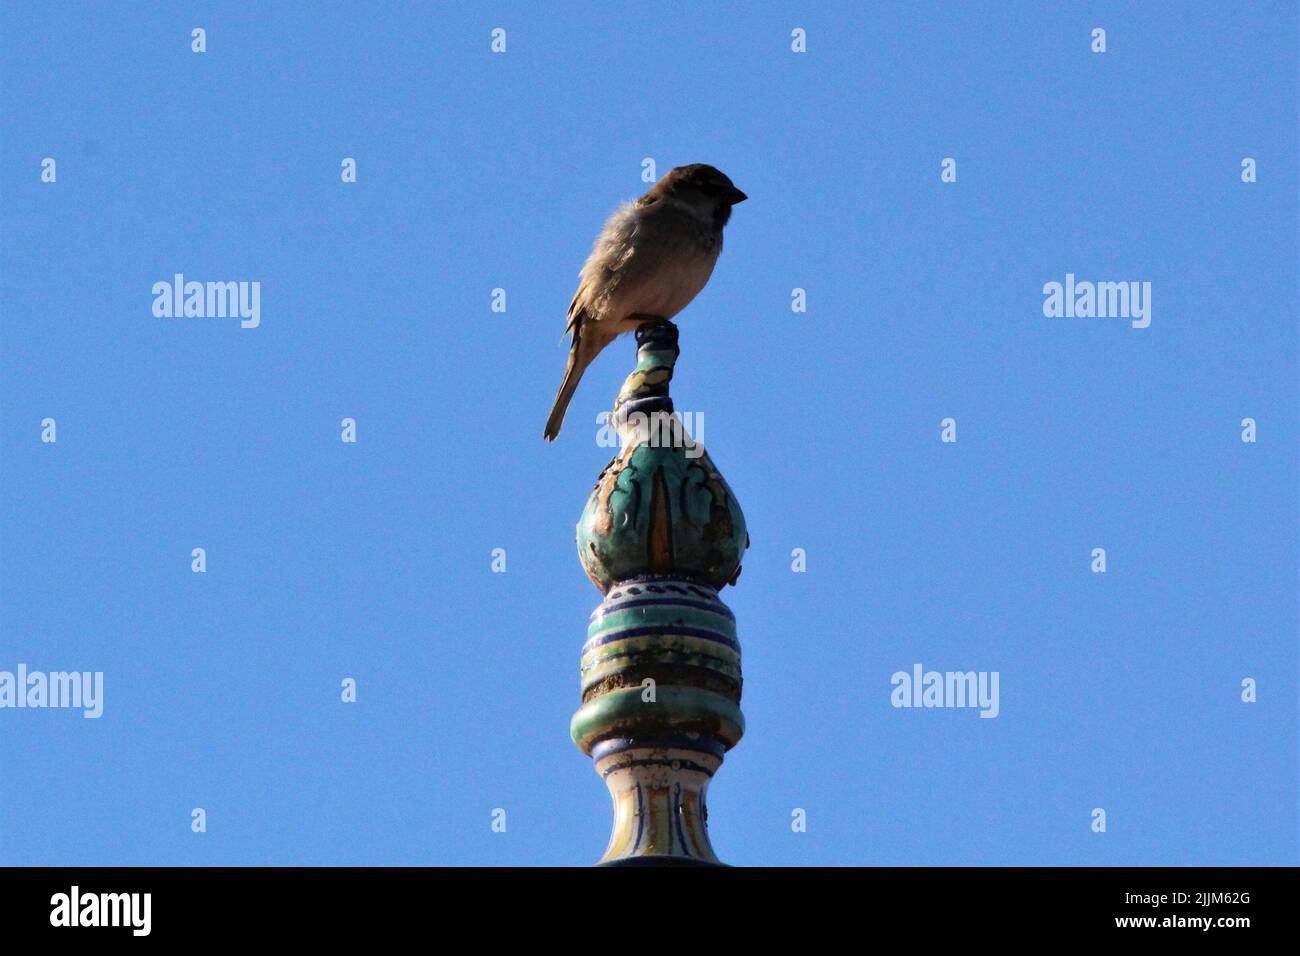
[[724, 186, 748, 205]]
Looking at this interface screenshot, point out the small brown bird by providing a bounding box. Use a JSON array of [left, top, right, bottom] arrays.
[[544, 163, 747, 440]]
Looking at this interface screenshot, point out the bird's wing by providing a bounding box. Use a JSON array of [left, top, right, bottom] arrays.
[[564, 201, 653, 338]]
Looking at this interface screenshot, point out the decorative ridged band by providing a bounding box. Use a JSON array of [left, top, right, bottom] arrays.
[[570, 685, 745, 754], [580, 583, 741, 703]]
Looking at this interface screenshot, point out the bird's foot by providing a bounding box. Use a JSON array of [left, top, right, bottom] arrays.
[[630, 315, 679, 350]]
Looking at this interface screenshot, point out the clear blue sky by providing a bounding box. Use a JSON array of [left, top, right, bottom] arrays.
[[2, 2, 1295, 866]]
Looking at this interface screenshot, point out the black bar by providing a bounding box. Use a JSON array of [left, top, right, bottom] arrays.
[[0, 866, 1283, 940]]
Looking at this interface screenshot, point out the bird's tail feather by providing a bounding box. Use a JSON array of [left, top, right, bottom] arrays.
[[544, 342, 585, 441]]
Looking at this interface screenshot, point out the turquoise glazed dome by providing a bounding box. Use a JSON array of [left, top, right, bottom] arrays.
[[575, 322, 747, 593], [576, 442, 747, 593]]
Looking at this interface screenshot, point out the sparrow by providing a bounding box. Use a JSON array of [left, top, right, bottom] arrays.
[[543, 163, 747, 440]]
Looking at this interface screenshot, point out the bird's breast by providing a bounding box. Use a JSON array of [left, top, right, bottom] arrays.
[[618, 230, 722, 322]]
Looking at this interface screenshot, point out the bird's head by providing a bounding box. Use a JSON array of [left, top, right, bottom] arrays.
[[643, 164, 747, 228]]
